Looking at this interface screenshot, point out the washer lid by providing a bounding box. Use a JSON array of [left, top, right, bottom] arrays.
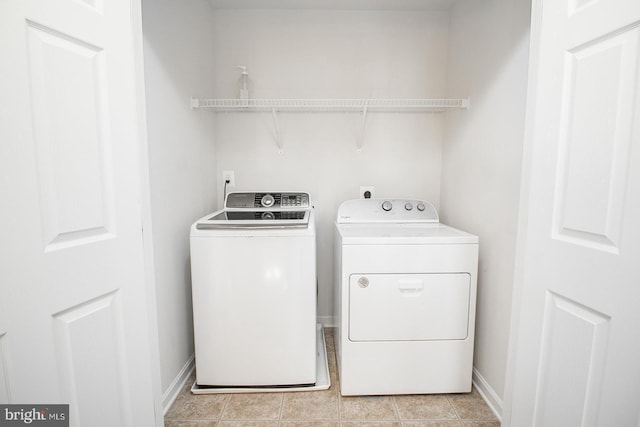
[[191, 209, 315, 237], [336, 222, 478, 245], [195, 209, 310, 230]]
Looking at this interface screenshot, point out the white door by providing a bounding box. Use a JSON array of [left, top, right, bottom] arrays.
[[0, 0, 160, 426], [504, 0, 640, 425]]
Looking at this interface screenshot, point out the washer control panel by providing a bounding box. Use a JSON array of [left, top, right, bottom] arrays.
[[226, 192, 310, 210], [280, 193, 309, 208], [336, 198, 439, 223]]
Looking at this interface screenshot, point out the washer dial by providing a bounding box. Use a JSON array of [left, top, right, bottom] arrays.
[[261, 194, 275, 207]]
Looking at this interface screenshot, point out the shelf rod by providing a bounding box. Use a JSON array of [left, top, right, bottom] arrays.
[[190, 98, 470, 112]]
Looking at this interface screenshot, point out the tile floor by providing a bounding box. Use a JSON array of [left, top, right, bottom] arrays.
[[165, 329, 500, 427]]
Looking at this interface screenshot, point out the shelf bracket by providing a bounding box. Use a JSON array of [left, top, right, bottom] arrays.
[[357, 103, 369, 152], [271, 108, 283, 154]]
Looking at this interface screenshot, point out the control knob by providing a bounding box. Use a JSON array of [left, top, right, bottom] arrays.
[[261, 212, 275, 220], [261, 194, 275, 207], [417, 202, 426, 211], [405, 203, 413, 211], [381, 201, 393, 212]]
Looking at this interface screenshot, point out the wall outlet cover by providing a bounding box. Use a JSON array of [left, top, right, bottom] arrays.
[[360, 186, 375, 199], [223, 170, 235, 187]]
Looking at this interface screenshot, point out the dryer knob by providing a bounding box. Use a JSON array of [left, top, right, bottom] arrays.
[[382, 201, 393, 211], [417, 202, 426, 211], [405, 202, 413, 211]]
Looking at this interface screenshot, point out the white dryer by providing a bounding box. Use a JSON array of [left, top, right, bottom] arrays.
[[334, 198, 479, 395], [190, 192, 329, 392]]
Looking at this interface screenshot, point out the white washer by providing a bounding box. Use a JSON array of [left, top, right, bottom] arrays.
[[190, 192, 320, 389], [334, 198, 479, 395]]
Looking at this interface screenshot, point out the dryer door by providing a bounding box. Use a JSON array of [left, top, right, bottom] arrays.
[[349, 273, 470, 341]]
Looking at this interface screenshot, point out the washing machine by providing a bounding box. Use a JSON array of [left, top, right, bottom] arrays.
[[190, 191, 328, 391], [334, 198, 479, 395]]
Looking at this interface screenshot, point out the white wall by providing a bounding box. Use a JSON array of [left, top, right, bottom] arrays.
[[141, 0, 217, 399], [211, 9, 450, 323], [441, 0, 531, 407]]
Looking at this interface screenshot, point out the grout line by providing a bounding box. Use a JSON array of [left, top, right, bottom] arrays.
[[391, 395, 401, 423], [218, 393, 232, 422], [277, 391, 285, 424], [446, 394, 463, 421]]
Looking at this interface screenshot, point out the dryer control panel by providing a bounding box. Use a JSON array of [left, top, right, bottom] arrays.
[[336, 198, 439, 223]]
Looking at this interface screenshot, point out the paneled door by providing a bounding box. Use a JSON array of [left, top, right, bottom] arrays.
[[505, 0, 640, 425], [0, 0, 160, 426]]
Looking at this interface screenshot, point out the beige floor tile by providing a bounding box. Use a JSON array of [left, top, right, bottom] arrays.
[[461, 422, 501, 427], [324, 330, 335, 351], [394, 395, 458, 420], [327, 354, 339, 386], [339, 395, 398, 420], [165, 393, 228, 420], [164, 420, 218, 427], [182, 374, 197, 393], [165, 329, 500, 427], [221, 393, 283, 420], [401, 421, 464, 427], [217, 422, 278, 427], [447, 391, 497, 421], [281, 389, 339, 420], [340, 422, 401, 427], [280, 422, 340, 427], [324, 337, 339, 388]]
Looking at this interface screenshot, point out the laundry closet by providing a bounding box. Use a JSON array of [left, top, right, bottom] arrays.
[[142, 0, 529, 417], [4, 0, 639, 423]]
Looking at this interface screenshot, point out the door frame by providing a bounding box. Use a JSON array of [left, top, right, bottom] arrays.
[[501, 0, 545, 424], [130, 0, 163, 423]]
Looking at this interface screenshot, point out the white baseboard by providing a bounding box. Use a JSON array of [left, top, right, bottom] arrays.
[[317, 315, 335, 328], [162, 354, 195, 415], [472, 367, 503, 422]]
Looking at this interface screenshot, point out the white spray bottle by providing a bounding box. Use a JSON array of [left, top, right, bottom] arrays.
[[237, 66, 249, 102]]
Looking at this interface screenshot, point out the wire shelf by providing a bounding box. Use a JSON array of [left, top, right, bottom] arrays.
[[190, 98, 470, 112]]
